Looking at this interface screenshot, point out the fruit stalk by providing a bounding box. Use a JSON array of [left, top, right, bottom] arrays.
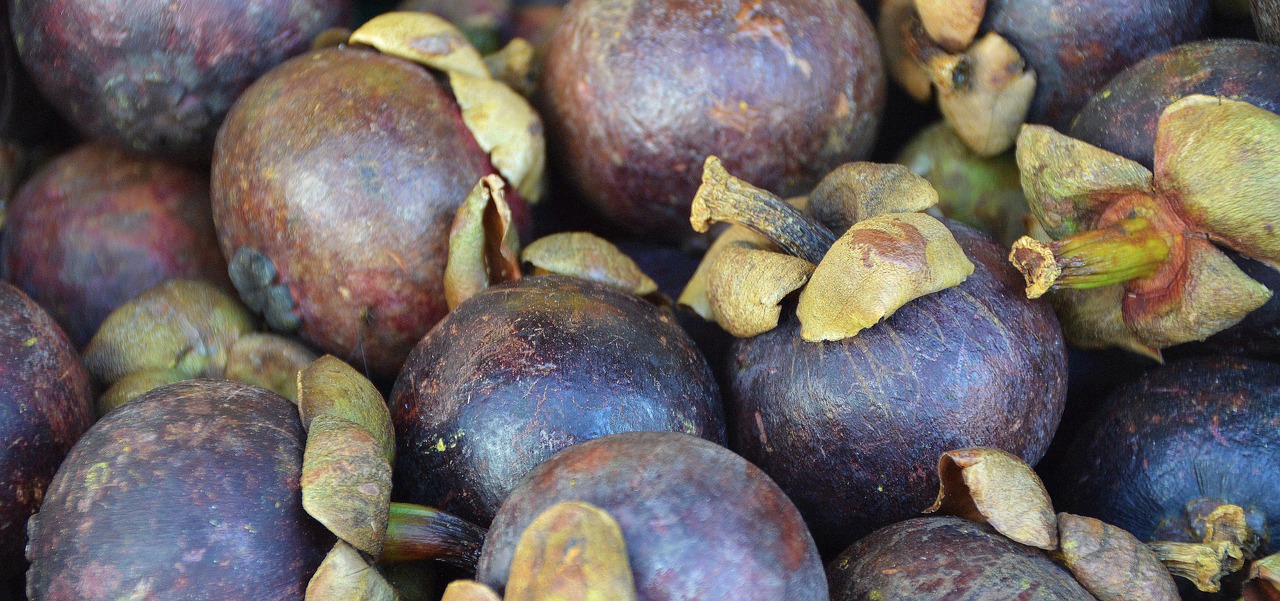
[[1008, 218, 1171, 298]]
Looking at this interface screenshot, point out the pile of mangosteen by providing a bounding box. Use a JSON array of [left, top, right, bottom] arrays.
[[2, 0, 1280, 599]]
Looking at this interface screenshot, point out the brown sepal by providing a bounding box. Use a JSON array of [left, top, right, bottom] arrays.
[[302, 415, 393, 556], [707, 242, 814, 338], [349, 12, 490, 78], [224, 332, 318, 402], [485, 37, 536, 97], [1147, 540, 1245, 593], [1053, 513, 1179, 601], [441, 581, 503, 601], [805, 162, 938, 233], [505, 501, 639, 601], [914, 0, 986, 52], [923, 447, 1058, 550], [444, 175, 522, 310], [678, 225, 773, 321], [879, 0, 933, 101]]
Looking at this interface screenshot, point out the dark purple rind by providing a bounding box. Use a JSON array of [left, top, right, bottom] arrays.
[[539, 0, 885, 240], [25, 379, 332, 601], [1054, 356, 1280, 555], [9, 0, 350, 160], [827, 517, 1094, 600], [984, 0, 1209, 131], [0, 283, 93, 597], [725, 221, 1067, 554], [475, 432, 827, 601], [1069, 39, 1280, 170], [391, 274, 725, 526], [0, 142, 229, 347], [213, 47, 530, 381]]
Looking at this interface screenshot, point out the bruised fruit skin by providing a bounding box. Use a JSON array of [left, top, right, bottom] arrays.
[[392, 275, 725, 526], [1055, 357, 1280, 556], [982, 0, 1209, 131], [213, 47, 529, 380], [0, 143, 229, 347], [0, 283, 93, 597], [8, 0, 350, 160], [25, 379, 333, 600], [828, 517, 1094, 600], [1069, 39, 1280, 170], [726, 222, 1067, 553], [540, 0, 884, 240], [476, 432, 828, 601]]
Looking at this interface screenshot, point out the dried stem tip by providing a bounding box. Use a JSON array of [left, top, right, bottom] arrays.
[[1147, 540, 1245, 593], [1008, 218, 1170, 299], [380, 502, 488, 569]]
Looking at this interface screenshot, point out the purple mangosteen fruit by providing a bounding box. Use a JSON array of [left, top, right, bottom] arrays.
[[1, 142, 228, 347], [9, 0, 350, 160], [0, 282, 93, 597]]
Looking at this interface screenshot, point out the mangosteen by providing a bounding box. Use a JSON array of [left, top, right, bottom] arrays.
[[1254, 0, 1279, 42], [9, 0, 350, 160], [213, 14, 543, 380], [475, 432, 828, 600], [0, 143, 229, 347], [391, 274, 725, 527], [538, 0, 885, 240], [0, 282, 94, 597], [828, 517, 1094, 600], [681, 158, 1066, 553], [25, 379, 333, 600], [1053, 356, 1280, 597], [1069, 39, 1280, 170]]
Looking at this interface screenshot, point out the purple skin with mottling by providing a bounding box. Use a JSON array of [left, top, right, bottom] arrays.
[[0, 283, 93, 598], [25, 379, 333, 601], [477, 432, 828, 601], [8, 0, 350, 160], [539, 0, 884, 240], [725, 222, 1067, 555], [391, 275, 725, 527], [983, 0, 1209, 131], [828, 517, 1094, 600], [0, 142, 229, 348]]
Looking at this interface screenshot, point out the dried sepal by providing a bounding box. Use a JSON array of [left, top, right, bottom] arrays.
[[924, 447, 1057, 550], [1243, 553, 1280, 601], [444, 175, 522, 310], [505, 502, 639, 601], [225, 332, 318, 402], [1147, 540, 1245, 593], [305, 541, 399, 601], [349, 12, 490, 79], [296, 355, 394, 462], [1054, 513, 1179, 601], [1015, 125, 1154, 239], [380, 502, 487, 569], [449, 71, 546, 203], [83, 279, 254, 387], [440, 581, 502, 601], [1155, 95, 1280, 267], [677, 225, 773, 320], [797, 212, 973, 341], [690, 156, 836, 265], [485, 37, 536, 96], [1047, 286, 1161, 360], [1197, 504, 1261, 557], [97, 368, 188, 417], [915, 31, 1036, 157], [879, 0, 933, 101], [522, 232, 658, 297], [302, 414, 394, 556], [1124, 237, 1271, 350], [806, 162, 938, 232], [915, 0, 985, 51], [707, 242, 815, 338]]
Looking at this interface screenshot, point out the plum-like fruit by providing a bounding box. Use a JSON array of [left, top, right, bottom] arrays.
[[391, 275, 725, 526], [539, 0, 885, 239], [212, 46, 530, 380], [9, 0, 350, 159], [476, 432, 827, 600], [0, 282, 93, 597], [725, 221, 1067, 553], [25, 379, 332, 600], [1, 143, 228, 347]]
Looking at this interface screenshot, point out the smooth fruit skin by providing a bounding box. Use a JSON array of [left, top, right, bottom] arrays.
[[828, 517, 1094, 600], [725, 222, 1067, 554], [539, 0, 884, 240], [0, 283, 93, 597], [8, 0, 349, 160], [25, 379, 332, 601], [985, 0, 1209, 131], [391, 275, 725, 527], [1, 142, 229, 347], [213, 47, 525, 380], [1055, 357, 1280, 556], [476, 432, 828, 601], [1069, 39, 1280, 170]]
